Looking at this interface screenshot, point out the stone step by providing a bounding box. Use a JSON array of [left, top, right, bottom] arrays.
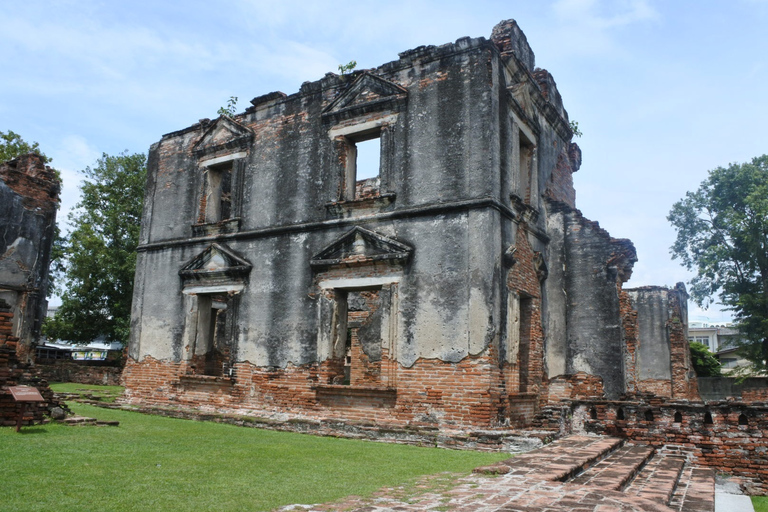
[[625, 454, 687, 504], [669, 465, 715, 512], [497, 434, 624, 481], [569, 443, 655, 490]]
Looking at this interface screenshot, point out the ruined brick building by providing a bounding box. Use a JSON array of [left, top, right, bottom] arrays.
[[125, 20, 697, 427], [0, 153, 60, 362]]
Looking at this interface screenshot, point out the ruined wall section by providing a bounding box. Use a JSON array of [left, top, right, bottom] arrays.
[[127, 34, 516, 428], [543, 201, 636, 399], [624, 284, 698, 400], [133, 36, 504, 365], [0, 299, 58, 426], [127, 20, 615, 429], [0, 154, 59, 360]]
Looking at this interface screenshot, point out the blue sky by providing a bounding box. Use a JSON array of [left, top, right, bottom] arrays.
[[2, 0, 767, 323]]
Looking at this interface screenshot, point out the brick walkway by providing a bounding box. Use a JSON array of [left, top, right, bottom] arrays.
[[278, 435, 715, 512]]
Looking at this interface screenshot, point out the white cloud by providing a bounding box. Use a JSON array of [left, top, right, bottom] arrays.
[[543, 0, 659, 58], [48, 135, 101, 229]]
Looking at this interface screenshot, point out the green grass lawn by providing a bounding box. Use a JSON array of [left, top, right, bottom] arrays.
[[754, 496, 768, 511], [1, 395, 507, 511], [49, 382, 125, 396]]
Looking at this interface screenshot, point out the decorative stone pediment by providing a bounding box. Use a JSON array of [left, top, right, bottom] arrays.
[[193, 116, 254, 159], [323, 73, 407, 122], [179, 243, 252, 292], [310, 226, 412, 268]]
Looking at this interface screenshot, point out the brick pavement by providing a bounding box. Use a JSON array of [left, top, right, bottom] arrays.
[[277, 435, 715, 512]]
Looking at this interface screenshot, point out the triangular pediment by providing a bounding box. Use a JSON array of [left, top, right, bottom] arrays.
[[193, 116, 254, 159], [323, 73, 407, 120], [310, 227, 412, 268], [179, 243, 252, 288]]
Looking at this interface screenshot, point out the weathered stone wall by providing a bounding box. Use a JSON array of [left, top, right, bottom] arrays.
[[0, 153, 60, 361], [544, 201, 636, 399]]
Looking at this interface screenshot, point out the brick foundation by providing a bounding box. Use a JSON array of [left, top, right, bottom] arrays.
[[122, 348, 542, 428]]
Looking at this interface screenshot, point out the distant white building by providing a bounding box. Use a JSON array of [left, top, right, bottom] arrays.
[[38, 309, 123, 361], [687, 322, 739, 353], [688, 322, 760, 374]]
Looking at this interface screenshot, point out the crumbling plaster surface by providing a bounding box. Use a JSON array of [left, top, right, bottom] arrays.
[[133, 34, 513, 371], [627, 287, 673, 381]]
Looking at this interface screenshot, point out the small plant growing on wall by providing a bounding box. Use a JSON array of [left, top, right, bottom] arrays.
[[218, 96, 238, 118], [569, 120, 582, 138], [338, 60, 357, 76]]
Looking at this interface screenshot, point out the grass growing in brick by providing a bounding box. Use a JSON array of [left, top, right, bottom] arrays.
[[49, 382, 125, 395], [0, 402, 507, 511]]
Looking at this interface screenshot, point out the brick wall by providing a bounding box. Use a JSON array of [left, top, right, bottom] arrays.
[[546, 372, 605, 402], [35, 362, 123, 387], [573, 399, 768, 495], [506, 225, 544, 397], [122, 349, 534, 428], [0, 300, 57, 427], [544, 145, 579, 208]]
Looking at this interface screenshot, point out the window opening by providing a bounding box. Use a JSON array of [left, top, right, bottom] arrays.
[[589, 407, 597, 420], [616, 407, 625, 420], [191, 293, 231, 376], [738, 413, 748, 426], [704, 411, 714, 424], [674, 411, 683, 423], [519, 132, 535, 204], [330, 287, 384, 386], [202, 162, 233, 223], [692, 335, 711, 348], [344, 131, 381, 200], [644, 410, 654, 422], [518, 296, 533, 391]]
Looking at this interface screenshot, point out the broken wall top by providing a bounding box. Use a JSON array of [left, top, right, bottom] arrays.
[[162, 19, 572, 142], [0, 153, 60, 212]]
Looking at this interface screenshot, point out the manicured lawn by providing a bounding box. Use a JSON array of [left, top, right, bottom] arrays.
[[1, 399, 507, 511], [754, 496, 768, 512]]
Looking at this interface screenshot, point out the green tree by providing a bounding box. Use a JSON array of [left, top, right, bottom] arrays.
[[0, 130, 51, 163], [669, 155, 768, 372], [689, 342, 722, 377], [44, 152, 146, 344]]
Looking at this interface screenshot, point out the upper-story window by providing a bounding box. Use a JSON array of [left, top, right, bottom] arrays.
[[192, 116, 253, 236], [202, 161, 233, 223], [322, 72, 407, 204], [519, 129, 536, 205], [343, 130, 381, 200]]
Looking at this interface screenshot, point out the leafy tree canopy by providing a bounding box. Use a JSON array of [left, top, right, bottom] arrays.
[[43, 152, 146, 345], [0, 130, 51, 163], [689, 342, 722, 377], [669, 155, 768, 371]]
